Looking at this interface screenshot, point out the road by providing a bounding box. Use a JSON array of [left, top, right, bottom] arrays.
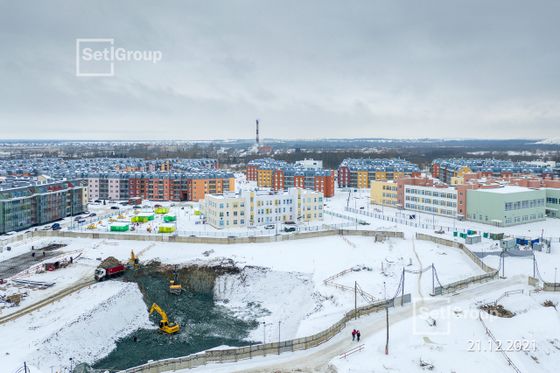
[[188, 276, 526, 373]]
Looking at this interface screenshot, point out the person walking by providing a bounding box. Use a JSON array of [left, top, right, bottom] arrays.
[[356, 330, 361, 342], [352, 329, 356, 341]]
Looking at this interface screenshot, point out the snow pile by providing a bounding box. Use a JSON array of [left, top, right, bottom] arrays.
[[535, 138, 560, 145], [214, 267, 315, 341], [1, 281, 151, 373]]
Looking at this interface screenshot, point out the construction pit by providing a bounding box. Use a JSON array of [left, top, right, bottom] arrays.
[[93, 262, 260, 371], [1, 235, 494, 373]]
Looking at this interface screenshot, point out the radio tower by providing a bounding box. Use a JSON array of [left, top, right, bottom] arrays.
[[256, 119, 260, 145]]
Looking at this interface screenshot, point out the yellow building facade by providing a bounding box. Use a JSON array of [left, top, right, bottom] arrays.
[[370, 180, 398, 207]]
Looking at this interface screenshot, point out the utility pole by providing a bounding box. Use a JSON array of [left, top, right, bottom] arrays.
[[354, 281, 357, 320], [385, 306, 389, 355], [278, 321, 282, 355], [431, 263, 435, 295], [555, 267, 558, 292], [533, 254, 536, 278], [501, 252, 505, 278], [401, 267, 405, 306], [263, 321, 266, 344]]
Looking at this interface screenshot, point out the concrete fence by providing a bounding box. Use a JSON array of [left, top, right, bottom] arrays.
[[29, 229, 403, 245], [121, 294, 411, 373], [416, 233, 500, 295]]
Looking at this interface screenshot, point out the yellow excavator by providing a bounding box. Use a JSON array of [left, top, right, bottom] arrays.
[[149, 303, 180, 334], [128, 250, 139, 269], [169, 267, 182, 295]]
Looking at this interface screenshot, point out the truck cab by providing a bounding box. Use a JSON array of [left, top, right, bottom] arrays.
[[94, 268, 106, 281]]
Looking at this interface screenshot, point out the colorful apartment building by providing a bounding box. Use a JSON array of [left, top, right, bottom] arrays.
[[0, 178, 86, 234], [203, 187, 323, 229], [432, 159, 554, 184], [246, 158, 335, 197], [338, 158, 420, 189], [85, 172, 234, 202]]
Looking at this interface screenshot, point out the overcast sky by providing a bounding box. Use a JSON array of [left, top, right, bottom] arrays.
[[1, 1, 559, 140]]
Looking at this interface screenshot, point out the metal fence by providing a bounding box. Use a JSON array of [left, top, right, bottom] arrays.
[[120, 294, 412, 373]]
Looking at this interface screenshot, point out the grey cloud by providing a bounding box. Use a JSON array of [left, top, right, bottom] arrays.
[[0, 0, 559, 140]]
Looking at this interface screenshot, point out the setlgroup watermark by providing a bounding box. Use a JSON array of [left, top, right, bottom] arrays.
[[75, 38, 162, 77]]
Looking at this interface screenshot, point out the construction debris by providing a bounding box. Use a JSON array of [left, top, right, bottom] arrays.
[[1, 292, 28, 306], [11, 279, 55, 289], [480, 304, 515, 318], [419, 359, 434, 370], [99, 256, 121, 268]]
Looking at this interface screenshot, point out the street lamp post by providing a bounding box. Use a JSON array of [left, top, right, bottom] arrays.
[[278, 321, 282, 355]]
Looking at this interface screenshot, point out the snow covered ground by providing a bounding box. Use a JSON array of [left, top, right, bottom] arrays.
[[183, 277, 551, 373], [331, 284, 560, 373], [1, 232, 483, 372], [1, 281, 151, 373], [2, 183, 560, 372]]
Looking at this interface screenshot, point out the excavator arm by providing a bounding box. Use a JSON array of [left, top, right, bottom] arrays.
[[149, 303, 180, 334], [149, 303, 169, 323]]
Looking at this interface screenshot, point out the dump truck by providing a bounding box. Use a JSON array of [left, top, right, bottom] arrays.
[[94, 256, 126, 281]]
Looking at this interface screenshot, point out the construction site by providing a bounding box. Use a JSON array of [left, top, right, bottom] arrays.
[[2, 218, 560, 373]]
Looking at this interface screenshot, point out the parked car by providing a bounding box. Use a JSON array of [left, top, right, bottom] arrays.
[[51, 223, 62, 230], [5, 231, 17, 236], [283, 227, 296, 233], [94, 199, 102, 203], [77, 218, 86, 224], [89, 213, 97, 217], [110, 206, 120, 210], [264, 224, 275, 230]]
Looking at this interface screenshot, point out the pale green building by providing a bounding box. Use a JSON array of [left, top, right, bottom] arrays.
[[545, 188, 560, 218], [466, 186, 546, 226]]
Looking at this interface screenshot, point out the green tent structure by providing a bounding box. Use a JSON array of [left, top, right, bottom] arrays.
[[110, 222, 130, 232], [163, 214, 177, 222]]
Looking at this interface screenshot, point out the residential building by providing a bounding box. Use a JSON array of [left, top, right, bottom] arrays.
[[203, 187, 323, 229], [338, 158, 420, 188], [432, 158, 553, 184], [0, 178, 86, 234], [370, 180, 398, 207], [246, 158, 335, 197]]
